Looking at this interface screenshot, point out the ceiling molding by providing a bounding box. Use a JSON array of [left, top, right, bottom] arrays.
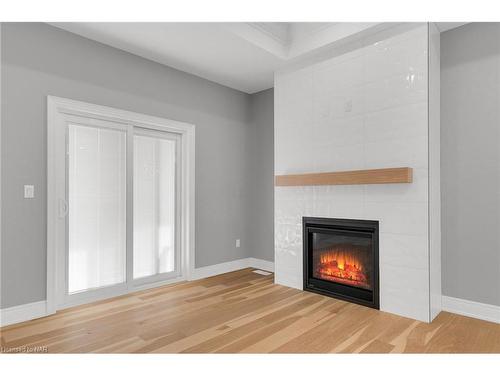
[[220, 23, 288, 59], [435, 22, 468, 33], [288, 22, 337, 42], [247, 23, 290, 45], [287, 22, 382, 59]]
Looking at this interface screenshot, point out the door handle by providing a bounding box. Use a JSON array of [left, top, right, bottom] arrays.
[[59, 198, 68, 218]]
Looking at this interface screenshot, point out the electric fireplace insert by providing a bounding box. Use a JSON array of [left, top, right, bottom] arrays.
[[303, 217, 379, 309]]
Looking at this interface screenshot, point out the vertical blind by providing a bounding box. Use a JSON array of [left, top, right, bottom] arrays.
[[68, 124, 127, 293], [133, 134, 176, 279]]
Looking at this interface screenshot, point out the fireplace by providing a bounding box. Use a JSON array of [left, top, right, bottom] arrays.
[[303, 217, 379, 309]]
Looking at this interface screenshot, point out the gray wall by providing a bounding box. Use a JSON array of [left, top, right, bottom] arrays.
[[248, 89, 274, 262], [441, 22, 500, 306], [0, 23, 274, 308]]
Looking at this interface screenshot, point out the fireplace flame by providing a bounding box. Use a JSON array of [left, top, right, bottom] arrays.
[[320, 249, 363, 272], [316, 248, 370, 289]]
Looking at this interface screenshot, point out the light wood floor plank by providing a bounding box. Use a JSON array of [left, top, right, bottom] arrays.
[[1, 268, 499, 353]]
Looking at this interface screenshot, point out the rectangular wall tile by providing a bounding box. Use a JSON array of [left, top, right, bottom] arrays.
[[379, 263, 430, 322]]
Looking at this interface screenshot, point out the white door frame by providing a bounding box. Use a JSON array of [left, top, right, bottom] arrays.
[[47, 96, 195, 314]]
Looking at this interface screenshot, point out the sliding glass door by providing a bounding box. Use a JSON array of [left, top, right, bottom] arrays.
[[133, 130, 180, 282], [68, 123, 127, 294], [48, 96, 194, 314], [64, 118, 180, 305]]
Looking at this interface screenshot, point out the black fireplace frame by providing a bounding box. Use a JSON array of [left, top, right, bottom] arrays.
[[303, 217, 379, 309]]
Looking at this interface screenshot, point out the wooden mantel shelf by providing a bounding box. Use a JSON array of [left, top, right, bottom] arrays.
[[275, 167, 413, 186]]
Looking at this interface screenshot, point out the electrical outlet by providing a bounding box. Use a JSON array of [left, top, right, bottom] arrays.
[[24, 185, 35, 199], [235, 239, 241, 248]]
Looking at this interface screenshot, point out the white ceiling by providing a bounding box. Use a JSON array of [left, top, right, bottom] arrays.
[[50, 22, 468, 94]]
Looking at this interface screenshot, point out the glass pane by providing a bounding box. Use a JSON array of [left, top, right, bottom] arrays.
[[68, 124, 127, 294], [312, 232, 373, 291], [133, 134, 176, 279]]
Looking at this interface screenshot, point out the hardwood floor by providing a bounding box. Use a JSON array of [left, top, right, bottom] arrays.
[[1, 268, 499, 353]]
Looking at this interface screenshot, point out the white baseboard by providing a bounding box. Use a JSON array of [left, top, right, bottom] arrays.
[[189, 257, 274, 280], [0, 300, 48, 327], [442, 296, 500, 324]]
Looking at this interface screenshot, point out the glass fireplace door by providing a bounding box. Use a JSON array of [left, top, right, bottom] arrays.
[[311, 230, 374, 291], [303, 217, 379, 309]]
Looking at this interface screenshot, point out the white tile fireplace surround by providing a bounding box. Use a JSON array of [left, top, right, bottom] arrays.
[[274, 24, 441, 323]]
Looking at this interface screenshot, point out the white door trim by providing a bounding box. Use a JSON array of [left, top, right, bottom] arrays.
[[47, 96, 195, 314]]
